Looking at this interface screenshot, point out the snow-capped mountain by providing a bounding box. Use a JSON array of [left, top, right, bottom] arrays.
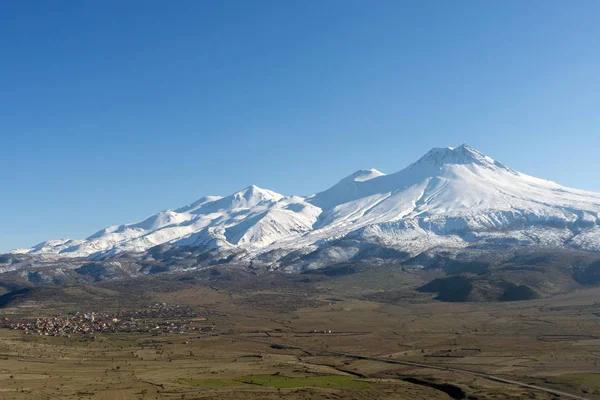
[[13, 145, 600, 263]]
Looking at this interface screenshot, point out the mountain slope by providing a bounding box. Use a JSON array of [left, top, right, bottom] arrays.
[[253, 145, 600, 265], [13, 145, 600, 263]]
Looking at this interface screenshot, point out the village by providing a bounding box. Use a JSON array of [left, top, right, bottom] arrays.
[[0, 303, 215, 336]]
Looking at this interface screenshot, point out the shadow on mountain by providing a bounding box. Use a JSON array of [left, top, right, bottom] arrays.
[[417, 276, 473, 302], [402, 377, 466, 399], [0, 288, 32, 308], [574, 260, 600, 285]]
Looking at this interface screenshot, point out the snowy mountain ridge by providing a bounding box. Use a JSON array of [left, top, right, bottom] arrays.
[[12, 145, 600, 263]]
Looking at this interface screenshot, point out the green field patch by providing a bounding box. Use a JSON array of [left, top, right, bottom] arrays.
[[178, 378, 242, 387], [239, 374, 369, 390], [179, 374, 369, 390]]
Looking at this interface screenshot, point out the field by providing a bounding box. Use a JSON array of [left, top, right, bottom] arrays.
[[0, 265, 599, 399]]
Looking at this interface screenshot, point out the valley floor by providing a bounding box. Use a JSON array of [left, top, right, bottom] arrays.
[[0, 270, 599, 399]]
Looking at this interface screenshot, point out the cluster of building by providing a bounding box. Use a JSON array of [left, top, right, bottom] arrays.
[[0, 303, 214, 336], [310, 329, 333, 334]]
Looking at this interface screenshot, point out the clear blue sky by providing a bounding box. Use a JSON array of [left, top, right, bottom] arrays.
[[1, 1, 599, 251]]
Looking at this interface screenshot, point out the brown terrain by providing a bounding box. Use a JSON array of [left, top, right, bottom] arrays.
[[0, 264, 599, 399]]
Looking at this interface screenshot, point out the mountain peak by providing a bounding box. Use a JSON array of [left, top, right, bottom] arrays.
[[236, 184, 279, 198], [347, 168, 385, 182], [229, 185, 283, 207], [307, 169, 385, 210], [176, 185, 282, 215], [418, 144, 483, 164], [412, 144, 513, 173]]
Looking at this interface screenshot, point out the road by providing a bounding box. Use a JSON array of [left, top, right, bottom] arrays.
[[259, 340, 591, 400]]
